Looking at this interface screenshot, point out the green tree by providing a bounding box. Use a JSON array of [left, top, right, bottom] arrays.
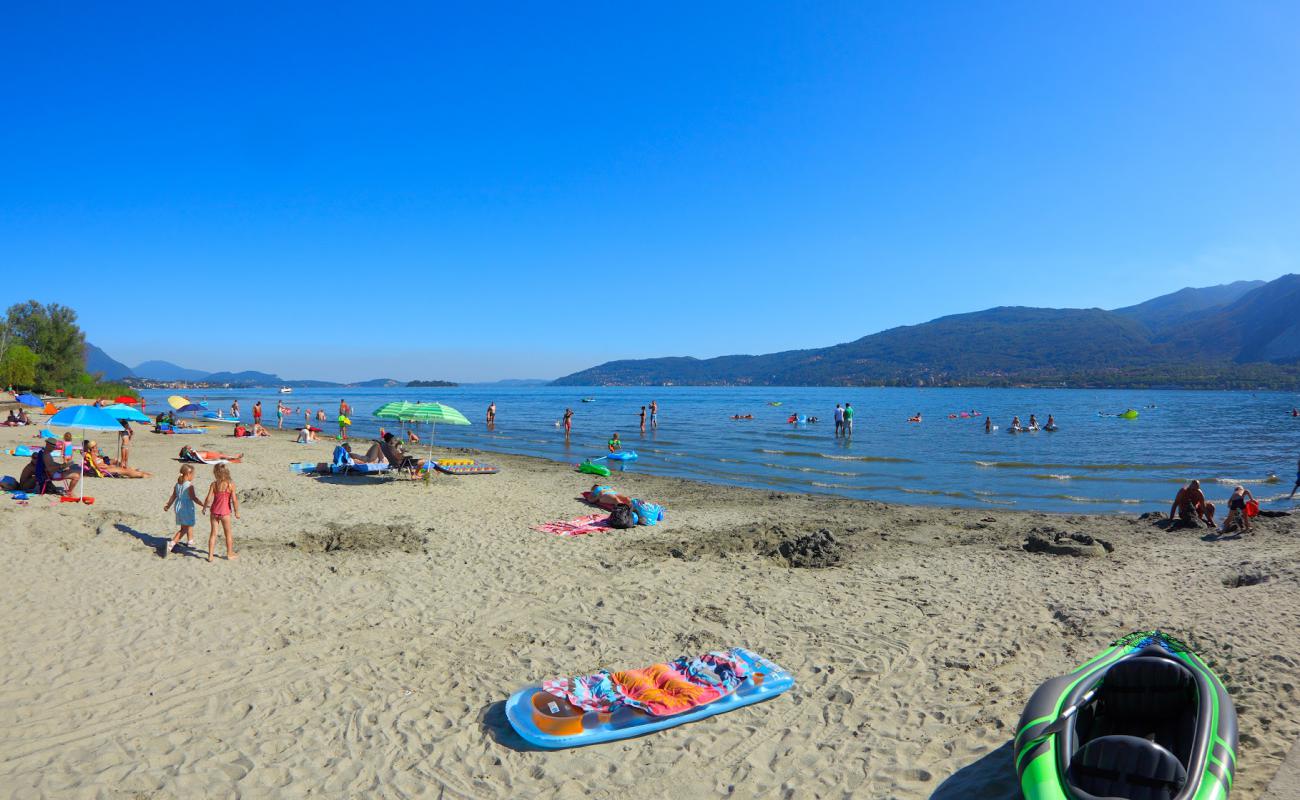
[[3, 301, 86, 389], [0, 344, 38, 388]]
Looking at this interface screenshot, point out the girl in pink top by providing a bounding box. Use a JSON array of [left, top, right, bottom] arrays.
[[203, 463, 241, 563]]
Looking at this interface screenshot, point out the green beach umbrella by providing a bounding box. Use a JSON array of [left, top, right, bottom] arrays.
[[390, 401, 470, 463]]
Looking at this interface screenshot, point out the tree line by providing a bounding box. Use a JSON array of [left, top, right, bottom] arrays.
[[0, 300, 134, 399]]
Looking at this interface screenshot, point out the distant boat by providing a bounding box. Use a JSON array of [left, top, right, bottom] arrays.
[[279, 387, 292, 394], [581, 397, 596, 403]]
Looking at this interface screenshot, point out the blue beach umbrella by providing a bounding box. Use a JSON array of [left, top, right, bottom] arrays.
[[48, 405, 127, 501], [102, 403, 151, 423], [15, 393, 43, 407]]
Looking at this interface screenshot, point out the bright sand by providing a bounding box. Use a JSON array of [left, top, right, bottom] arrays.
[[1, 421, 1298, 798]]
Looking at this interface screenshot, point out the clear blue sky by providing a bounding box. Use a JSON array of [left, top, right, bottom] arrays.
[[2, 2, 1297, 381]]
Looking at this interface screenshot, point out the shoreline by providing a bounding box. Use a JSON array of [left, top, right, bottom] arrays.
[[1, 419, 1297, 797]]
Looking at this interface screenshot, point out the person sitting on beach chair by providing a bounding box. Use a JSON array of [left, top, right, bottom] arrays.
[[19, 438, 82, 495], [379, 433, 420, 476], [84, 440, 152, 478]]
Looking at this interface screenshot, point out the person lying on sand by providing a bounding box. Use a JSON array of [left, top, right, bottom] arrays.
[[1170, 480, 1215, 528], [583, 484, 632, 509], [180, 446, 243, 463]]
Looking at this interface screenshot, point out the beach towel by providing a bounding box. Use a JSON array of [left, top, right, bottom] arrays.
[[531, 513, 613, 537], [542, 649, 752, 717]]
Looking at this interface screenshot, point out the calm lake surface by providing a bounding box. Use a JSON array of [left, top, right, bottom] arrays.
[[141, 387, 1300, 514]]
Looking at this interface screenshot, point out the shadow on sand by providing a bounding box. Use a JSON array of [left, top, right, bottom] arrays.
[[930, 740, 1018, 800], [479, 699, 546, 752], [112, 522, 202, 559]]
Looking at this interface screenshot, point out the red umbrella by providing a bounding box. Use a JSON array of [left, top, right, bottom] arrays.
[[115, 396, 136, 405], [55, 388, 65, 393]]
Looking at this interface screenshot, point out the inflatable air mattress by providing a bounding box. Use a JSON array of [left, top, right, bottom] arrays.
[[505, 647, 793, 749], [606, 451, 638, 461], [435, 462, 500, 475]]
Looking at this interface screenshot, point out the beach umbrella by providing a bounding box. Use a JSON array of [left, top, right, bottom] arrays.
[[397, 402, 470, 463], [114, 395, 137, 405], [175, 403, 205, 414], [102, 403, 151, 423], [48, 405, 124, 501], [15, 393, 43, 407], [167, 395, 190, 410]]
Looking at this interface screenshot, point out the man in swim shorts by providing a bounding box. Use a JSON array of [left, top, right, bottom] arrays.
[[833, 404, 844, 437], [252, 401, 262, 428], [649, 400, 658, 429], [843, 403, 854, 436], [1170, 480, 1216, 528]]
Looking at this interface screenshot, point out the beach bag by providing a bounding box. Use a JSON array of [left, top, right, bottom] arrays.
[[608, 503, 634, 529], [632, 499, 663, 526]]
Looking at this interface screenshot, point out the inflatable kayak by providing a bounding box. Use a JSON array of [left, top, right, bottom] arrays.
[[606, 451, 638, 461], [1015, 630, 1236, 800], [505, 647, 793, 749], [578, 460, 611, 477]]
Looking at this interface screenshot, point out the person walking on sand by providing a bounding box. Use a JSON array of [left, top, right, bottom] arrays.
[[833, 404, 844, 437], [252, 400, 262, 428], [649, 400, 658, 429], [562, 407, 573, 436], [843, 403, 855, 436], [639, 406, 646, 433], [203, 464, 240, 563], [338, 399, 352, 440], [486, 402, 496, 429], [163, 464, 205, 557]]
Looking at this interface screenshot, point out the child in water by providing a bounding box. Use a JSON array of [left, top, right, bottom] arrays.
[[203, 463, 241, 563], [608, 432, 622, 453], [162, 464, 204, 556]]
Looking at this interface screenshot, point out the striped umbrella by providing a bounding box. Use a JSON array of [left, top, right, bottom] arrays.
[[374, 401, 469, 463]]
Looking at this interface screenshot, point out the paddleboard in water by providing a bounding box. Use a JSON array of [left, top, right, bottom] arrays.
[[505, 647, 793, 749]]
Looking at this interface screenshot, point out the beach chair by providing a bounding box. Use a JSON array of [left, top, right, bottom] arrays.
[[329, 445, 393, 477]]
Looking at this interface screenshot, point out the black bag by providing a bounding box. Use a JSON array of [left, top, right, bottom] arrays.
[[608, 503, 634, 529]]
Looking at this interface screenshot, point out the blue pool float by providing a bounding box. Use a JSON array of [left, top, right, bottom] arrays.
[[606, 451, 638, 461], [505, 647, 793, 749]]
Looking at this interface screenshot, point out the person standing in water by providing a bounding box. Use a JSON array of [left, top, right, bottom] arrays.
[[562, 407, 573, 437], [1290, 457, 1300, 499], [833, 404, 844, 437], [231, 399, 240, 419], [843, 403, 854, 436], [608, 432, 622, 453], [639, 406, 646, 433], [985, 416, 992, 433], [252, 400, 262, 429], [649, 400, 658, 429], [486, 402, 496, 429], [338, 399, 352, 440]]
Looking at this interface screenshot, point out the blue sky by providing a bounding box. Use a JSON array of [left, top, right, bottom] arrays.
[[2, 2, 1297, 381]]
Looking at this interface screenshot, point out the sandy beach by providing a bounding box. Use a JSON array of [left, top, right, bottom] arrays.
[[1, 418, 1298, 799]]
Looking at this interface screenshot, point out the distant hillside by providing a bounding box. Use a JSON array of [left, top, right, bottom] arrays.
[[133, 360, 210, 382], [554, 275, 1300, 388], [1114, 280, 1265, 333], [407, 379, 458, 388], [84, 343, 133, 380], [204, 370, 282, 385], [352, 378, 405, 388]]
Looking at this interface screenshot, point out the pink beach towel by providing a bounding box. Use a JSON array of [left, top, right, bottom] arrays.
[[532, 513, 613, 537]]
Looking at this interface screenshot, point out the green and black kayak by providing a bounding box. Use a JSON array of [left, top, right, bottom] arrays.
[[1014, 631, 1236, 800]]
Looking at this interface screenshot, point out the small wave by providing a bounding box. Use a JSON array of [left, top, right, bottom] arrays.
[[820, 454, 916, 463], [975, 460, 1194, 472], [1032, 473, 1074, 481], [1212, 476, 1280, 485]]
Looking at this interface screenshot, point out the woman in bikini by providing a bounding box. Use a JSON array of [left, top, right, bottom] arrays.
[[83, 440, 152, 478]]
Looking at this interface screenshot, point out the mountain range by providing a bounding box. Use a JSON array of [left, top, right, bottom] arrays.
[[80, 354, 452, 389], [552, 276, 1300, 388]]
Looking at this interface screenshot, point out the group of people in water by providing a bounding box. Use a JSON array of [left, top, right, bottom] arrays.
[[1000, 414, 1058, 433]]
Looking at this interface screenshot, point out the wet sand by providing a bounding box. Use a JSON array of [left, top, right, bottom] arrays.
[[0, 419, 1297, 798]]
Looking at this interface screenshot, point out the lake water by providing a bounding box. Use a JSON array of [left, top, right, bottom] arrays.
[[139, 387, 1300, 514]]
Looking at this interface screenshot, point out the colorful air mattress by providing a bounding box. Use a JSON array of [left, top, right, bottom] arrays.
[[435, 462, 499, 475], [578, 460, 611, 477], [606, 451, 638, 461], [505, 647, 793, 749]]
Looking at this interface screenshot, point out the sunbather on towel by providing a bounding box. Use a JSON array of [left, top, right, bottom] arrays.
[[583, 484, 632, 509], [179, 446, 243, 463], [347, 442, 387, 464]]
